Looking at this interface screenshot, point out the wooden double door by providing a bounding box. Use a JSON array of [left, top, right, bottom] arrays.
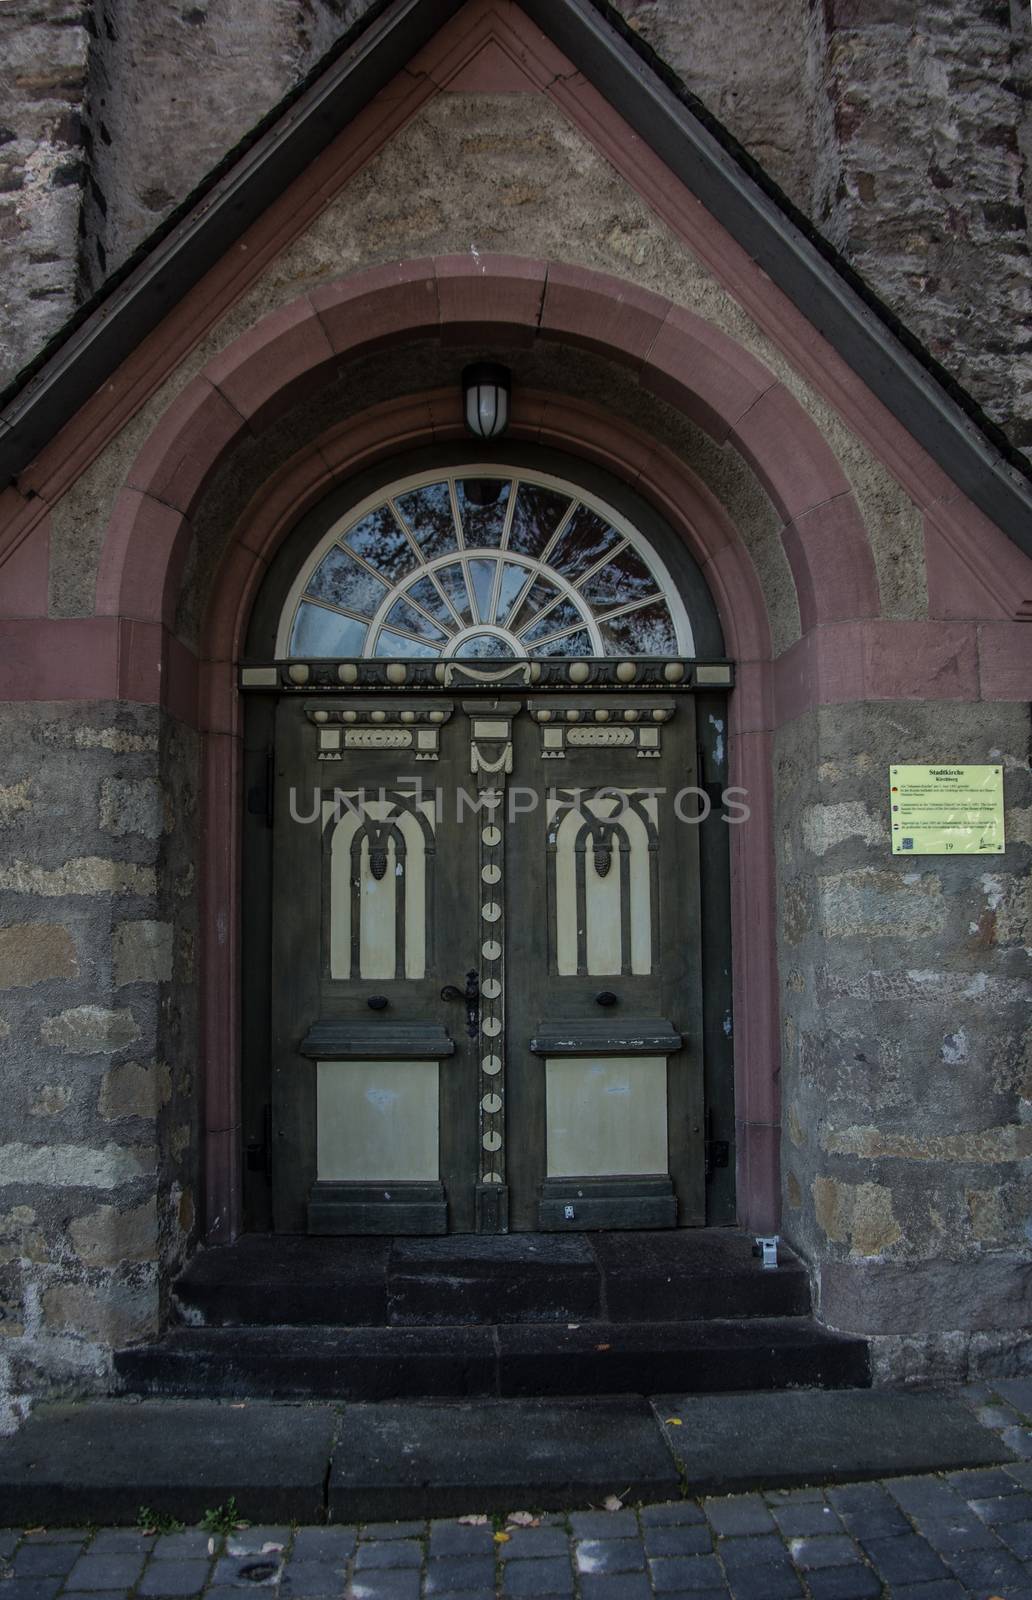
[[270, 683, 706, 1234]]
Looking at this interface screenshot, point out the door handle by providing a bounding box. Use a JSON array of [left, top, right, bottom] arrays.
[[441, 970, 480, 1039]]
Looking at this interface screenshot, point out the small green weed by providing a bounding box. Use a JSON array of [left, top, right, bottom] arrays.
[[137, 1508, 185, 1536], [200, 1498, 243, 1536]]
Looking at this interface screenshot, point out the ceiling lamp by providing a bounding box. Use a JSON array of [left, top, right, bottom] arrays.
[[463, 362, 511, 439]]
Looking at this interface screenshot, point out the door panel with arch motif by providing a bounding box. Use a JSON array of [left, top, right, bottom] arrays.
[[270, 684, 705, 1233]]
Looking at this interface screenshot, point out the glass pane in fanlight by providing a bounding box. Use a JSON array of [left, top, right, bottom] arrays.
[[394, 482, 458, 559], [435, 562, 473, 625], [292, 603, 368, 657], [507, 484, 571, 558], [385, 599, 449, 643], [495, 561, 531, 626], [305, 546, 388, 617], [519, 596, 586, 644], [403, 574, 456, 632], [510, 575, 562, 633], [342, 505, 417, 581], [578, 544, 657, 609], [374, 629, 440, 659], [529, 628, 593, 658], [599, 601, 677, 655], [547, 508, 623, 583], [454, 633, 517, 659], [468, 558, 497, 623], [457, 479, 510, 547]]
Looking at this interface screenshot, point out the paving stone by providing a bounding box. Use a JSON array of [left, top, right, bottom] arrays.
[[785, 1534, 858, 1569], [643, 1524, 712, 1558], [765, 1487, 826, 1504], [703, 1496, 774, 1537], [211, 1555, 284, 1587], [970, 1489, 1032, 1523], [151, 1533, 218, 1559], [640, 1501, 707, 1526], [568, 1509, 639, 1539], [1006, 1461, 1032, 1486], [887, 1475, 967, 1518], [353, 1539, 422, 1569], [889, 1583, 967, 1600], [12, 1542, 83, 1575], [136, 1558, 211, 1595], [944, 1542, 1032, 1593], [975, 1402, 1022, 1430], [427, 1523, 495, 1557], [22, 1531, 89, 1543], [66, 1553, 148, 1590], [0, 1582, 65, 1600], [89, 1531, 156, 1554], [62, 1592, 130, 1600], [223, 1529, 291, 1554], [499, 1555, 573, 1595], [717, 1533, 792, 1572], [342, 1572, 419, 1600], [499, 1527, 568, 1559], [915, 1511, 1000, 1553], [1000, 1424, 1032, 1458], [945, 1467, 1021, 1497], [771, 1501, 842, 1537], [724, 1563, 803, 1599], [802, 1567, 881, 1600], [992, 1379, 1032, 1419], [573, 1537, 645, 1572], [277, 1558, 348, 1596], [861, 1533, 950, 1585], [423, 1591, 494, 1600], [998, 1516, 1032, 1557], [360, 1522, 425, 1541], [288, 1528, 357, 1562], [424, 1555, 496, 1592], [826, 1483, 911, 1539], [578, 1574, 653, 1600], [649, 1554, 725, 1591]]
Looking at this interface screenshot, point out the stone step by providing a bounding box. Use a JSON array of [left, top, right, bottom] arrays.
[[171, 1228, 813, 1328], [115, 1316, 869, 1401]]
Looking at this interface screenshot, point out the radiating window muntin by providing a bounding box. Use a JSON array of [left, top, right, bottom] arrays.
[[277, 468, 694, 660]]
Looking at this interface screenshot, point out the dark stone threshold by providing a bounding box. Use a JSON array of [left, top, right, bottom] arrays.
[[171, 1227, 812, 1328], [0, 1389, 1013, 1526]]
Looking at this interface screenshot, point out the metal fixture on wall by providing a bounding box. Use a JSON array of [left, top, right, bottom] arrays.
[[462, 363, 511, 439]]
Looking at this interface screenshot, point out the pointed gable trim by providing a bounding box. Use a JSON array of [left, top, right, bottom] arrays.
[[0, 0, 1030, 565]]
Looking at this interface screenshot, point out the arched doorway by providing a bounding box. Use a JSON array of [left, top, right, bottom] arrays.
[[239, 445, 736, 1235]]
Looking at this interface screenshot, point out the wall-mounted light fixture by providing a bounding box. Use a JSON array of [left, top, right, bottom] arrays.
[[462, 362, 511, 439]]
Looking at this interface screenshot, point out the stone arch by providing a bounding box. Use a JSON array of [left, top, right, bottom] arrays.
[[96, 256, 880, 642]]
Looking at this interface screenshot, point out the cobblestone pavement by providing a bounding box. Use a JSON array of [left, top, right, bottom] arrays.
[[5, 1385, 1032, 1600]]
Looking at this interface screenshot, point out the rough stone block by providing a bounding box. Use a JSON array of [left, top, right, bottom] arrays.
[[113, 922, 173, 986], [42, 1280, 159, 1345], [69, 1199, 158, 1267], [99, 1062, 171, 1120], [0, 924, 77, 987], [40, 1006, 140, 1054], [99, 779, 165, 841]]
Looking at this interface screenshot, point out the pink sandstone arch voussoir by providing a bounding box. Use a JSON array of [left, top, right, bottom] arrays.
[[98, 255, 881, 638]]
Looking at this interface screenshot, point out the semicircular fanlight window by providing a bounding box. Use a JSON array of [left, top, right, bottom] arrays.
[[280, 471, 692, 659]]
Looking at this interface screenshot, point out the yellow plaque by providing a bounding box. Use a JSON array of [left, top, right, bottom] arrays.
[[889, 764, 1004, 855]]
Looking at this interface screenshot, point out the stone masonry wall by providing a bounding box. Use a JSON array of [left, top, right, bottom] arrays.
[[777, 700, 1032, 1383], [0, 702, 198, 1432], [3, 0, 1032, 460]]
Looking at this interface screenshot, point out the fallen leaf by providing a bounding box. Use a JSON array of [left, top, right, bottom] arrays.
[[595, 1343, 611, 1352], [493, 1531, 511, 1544], [260, 1544, 284, 1555], [24, 1529, 46, 1537], [664, 1417, 683, 1426], [567, 1324, 580, 1330], [506, 1512, 539, 1527], [207, 1539, 216, 1556], [603, 1495, 623, 1512]]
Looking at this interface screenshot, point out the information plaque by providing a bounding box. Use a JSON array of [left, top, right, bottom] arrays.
[[889, 765, 1004, 855]]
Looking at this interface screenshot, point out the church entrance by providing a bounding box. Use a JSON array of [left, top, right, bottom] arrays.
[[241, 455, 737, 1235]]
